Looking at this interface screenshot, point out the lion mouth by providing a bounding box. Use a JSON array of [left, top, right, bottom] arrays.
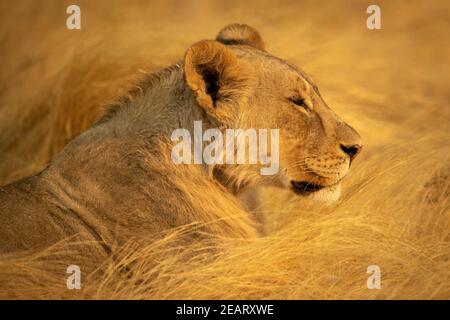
[[291, 180, 325, 194]]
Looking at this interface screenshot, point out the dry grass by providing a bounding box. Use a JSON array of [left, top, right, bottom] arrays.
[[0, 0, 449, 299]]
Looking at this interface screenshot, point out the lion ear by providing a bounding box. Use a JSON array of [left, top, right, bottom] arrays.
[[216, 24, 265, 51], [184, 40, 252, 120]]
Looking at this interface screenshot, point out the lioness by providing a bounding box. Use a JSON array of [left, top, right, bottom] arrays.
[[0, 24, 361, 257]]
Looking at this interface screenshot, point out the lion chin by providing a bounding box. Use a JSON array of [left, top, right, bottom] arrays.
[[308, 183, 342, 203], [291, 181, 342, 204]]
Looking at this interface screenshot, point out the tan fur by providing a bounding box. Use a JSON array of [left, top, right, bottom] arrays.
[[0, 1, 449, 300], [0, 24, 361, 262]]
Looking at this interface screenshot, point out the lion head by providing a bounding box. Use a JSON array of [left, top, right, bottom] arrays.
[[183, 24, 362, 202]]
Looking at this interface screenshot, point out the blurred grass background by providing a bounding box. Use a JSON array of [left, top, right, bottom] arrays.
[[0, 0, 448, 299]]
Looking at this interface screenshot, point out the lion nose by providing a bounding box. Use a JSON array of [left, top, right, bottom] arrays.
[[340, 143, 362, 161]]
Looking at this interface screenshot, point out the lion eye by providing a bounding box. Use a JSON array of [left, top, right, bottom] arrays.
[[289, 97, 308, 109]]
